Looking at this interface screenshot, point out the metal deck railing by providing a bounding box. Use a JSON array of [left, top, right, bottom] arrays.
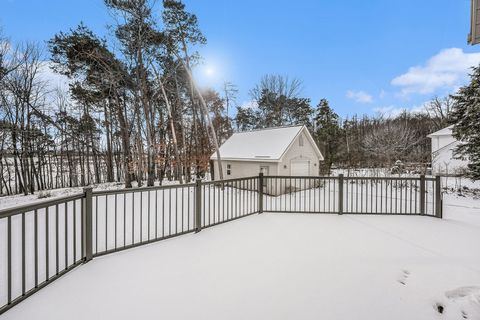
[[0, 174, 442, 315]]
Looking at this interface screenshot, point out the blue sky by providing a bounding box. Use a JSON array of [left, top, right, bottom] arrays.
[[1, 0, 478, 118]]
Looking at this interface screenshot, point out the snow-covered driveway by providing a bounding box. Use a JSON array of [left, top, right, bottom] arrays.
[[3, 201, 480, 320]]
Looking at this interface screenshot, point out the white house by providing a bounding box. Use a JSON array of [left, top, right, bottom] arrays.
[[427, 125, 469, 175], [210, 125, 324, 194]]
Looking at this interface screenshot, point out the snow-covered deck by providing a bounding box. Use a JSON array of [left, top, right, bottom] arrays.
[[2, 193, 480, 320]]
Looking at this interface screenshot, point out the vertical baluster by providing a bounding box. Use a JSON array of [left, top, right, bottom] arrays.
[[355, 179, 358, 213], [140, 192, 143, 243], [65, 203, 68, 269], [148, 191, 151, 241], [132, 192, 135, 245], [425, 180, 429, 215], [175, 187, 178, 233], [7, 216, 11, 304], [237, 181, 240, 217], [95, 196, 98, 253], [162, 189, 165, 237], [380, 180, 383, 213], [115, 194, 118, 250], [105, 195, 108, 251], [169, 189, 172, 235], [155, 190, 158, 238], [405, 180, 408, 214], [202, 185, 205, 226], [213, 185, 217, 223], [230, 181, 233, 218], [244, 179, 247, 214], [34, 209, 39, 287], [410, 180, 413, 214], [80, 199, 84, 264], [73, 201, 76, 263], [400, 180, 403, 214], [181, 187, 185, 232], [222, 182, 225, 221], [186, 188, 189, 231], [360, 179, 363, 213], [390, 179, 393, 214], [325, 178, 328, 212], [55, 204, 59, 275], [310, 178, 313, 212], [123, 193, 126, 247], [395, 180, 399, 214], [22, 212, 26, 295], [219, 183, 222, 219]]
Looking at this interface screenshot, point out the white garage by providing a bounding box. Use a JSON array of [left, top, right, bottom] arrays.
[[210, 125, 324, 194]]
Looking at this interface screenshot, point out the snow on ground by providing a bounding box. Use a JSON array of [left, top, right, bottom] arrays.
[[2, 195, 480, 320], [0, 180, 184, 211]]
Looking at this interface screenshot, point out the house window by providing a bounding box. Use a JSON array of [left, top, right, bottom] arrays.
[[299, 135, 304, 147], [227, 164, 231, 175], [260, 166, 269, 175]]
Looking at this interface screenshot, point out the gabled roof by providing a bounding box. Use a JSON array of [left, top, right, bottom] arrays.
[[427, 125, 454, 138], [210, 125, 323, 162]]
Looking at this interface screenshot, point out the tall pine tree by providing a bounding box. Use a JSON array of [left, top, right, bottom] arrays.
[[450, 65, 480, 179], [314, 99, 342, 173]]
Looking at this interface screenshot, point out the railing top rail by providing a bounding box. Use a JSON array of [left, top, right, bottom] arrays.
[[201, 176, 259, 185], [264, 175, 424, 181], [264, 175, 338, 180], [343, 176, 422, 181], [92, 182, 196, 196], [0, 193, 85, 219]]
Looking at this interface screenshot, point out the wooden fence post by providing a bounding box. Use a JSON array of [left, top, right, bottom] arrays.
[[258, 173, 264, 213], [195, 179, 202, 233], [338, 174, 344, 215], [83, 187, 93, 263], [419, 175, 426, 215], [435, 176, 442, 218]]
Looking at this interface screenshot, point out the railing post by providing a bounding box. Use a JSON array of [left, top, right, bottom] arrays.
[[419, 175, 426, 215], [258, 173, 264, 213], [83, 187, 93, 263], [195, 179, 202, 233], [338, 174, 344, 215], [435, 176, 442, 218]]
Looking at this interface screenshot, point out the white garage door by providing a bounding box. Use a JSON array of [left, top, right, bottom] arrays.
[[291, 160, 310, 176]]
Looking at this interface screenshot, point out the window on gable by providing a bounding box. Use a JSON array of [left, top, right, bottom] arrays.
[[227, 164, 231, 175], [299, 135, 304, 147]]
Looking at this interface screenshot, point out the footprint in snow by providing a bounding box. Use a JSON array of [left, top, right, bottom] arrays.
[[434, 286, 480, 319], [445, 286, 480, 301], [397, 270, 410, 286], [434, 302, 445, 314]]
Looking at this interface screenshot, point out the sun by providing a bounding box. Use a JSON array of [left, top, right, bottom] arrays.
[[205, 66, 215, 77]]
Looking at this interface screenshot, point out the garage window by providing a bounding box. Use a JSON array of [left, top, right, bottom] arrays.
[[299, 135, 304, 147], [227, 164, 231, 175]]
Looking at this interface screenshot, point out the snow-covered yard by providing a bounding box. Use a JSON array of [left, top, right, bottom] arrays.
[[2, 194, 480, 320]]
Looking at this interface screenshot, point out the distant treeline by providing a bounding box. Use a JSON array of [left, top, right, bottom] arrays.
[[235, 78, 452, 173]]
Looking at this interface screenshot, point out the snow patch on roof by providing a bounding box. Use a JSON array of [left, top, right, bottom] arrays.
[[427, 125, 453, 137], [211, 126, 304, 161]]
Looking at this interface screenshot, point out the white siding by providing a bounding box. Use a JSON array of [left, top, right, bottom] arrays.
[[212, 160, 278, 180], [431, 135, 469, 175], [277, 130, 319, 177]]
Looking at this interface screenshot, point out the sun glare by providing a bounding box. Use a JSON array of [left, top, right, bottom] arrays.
[[205, 66, 215, 77]]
